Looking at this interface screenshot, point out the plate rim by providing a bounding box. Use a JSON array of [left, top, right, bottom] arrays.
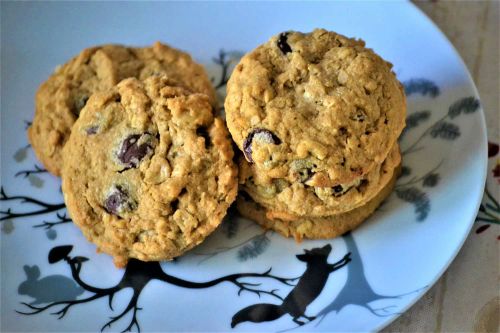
[[373, 3, 488, 332]]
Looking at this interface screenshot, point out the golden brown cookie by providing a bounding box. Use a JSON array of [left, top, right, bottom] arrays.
[[225, 29, 406, 187], [61, 76, 237, 267], [237, 164, 400, 242], [29, 42, 216, 176], [239, 144, 401, 217]]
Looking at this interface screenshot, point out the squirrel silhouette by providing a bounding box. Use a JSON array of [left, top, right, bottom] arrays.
[[231, 244, 351, 327], [18, 265, 84, 305]]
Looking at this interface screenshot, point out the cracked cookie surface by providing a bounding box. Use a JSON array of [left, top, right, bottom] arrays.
[[61, 76, 237, 267], [225, 29, 406, 186], [239, 144, 401, 217], [29, 42, 216, 176]]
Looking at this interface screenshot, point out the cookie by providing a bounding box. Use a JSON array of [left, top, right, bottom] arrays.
[[29, 42, 216, 176], [237, 164, 400, 241], [239, 143, 401, 217], [225, 29, 406, 187], [61, 76, 237, 267]]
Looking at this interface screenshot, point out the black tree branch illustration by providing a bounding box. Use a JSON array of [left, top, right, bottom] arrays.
[[0, 187, 65, 221], [212, 49, 233, 90], [33, 212, 72, 230], [17, 245, 297, 333], [15, 164, 48, 178]]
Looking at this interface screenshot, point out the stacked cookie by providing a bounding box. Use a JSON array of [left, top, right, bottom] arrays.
[[225, 29, 406, 241], [29, 43, 237, 267]]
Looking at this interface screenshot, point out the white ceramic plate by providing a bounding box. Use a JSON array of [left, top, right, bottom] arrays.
[[1, 2, 487, 332]]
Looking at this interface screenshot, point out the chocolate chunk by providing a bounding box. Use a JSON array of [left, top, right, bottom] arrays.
[[277, 32, 292, 54], [118, 134, 153, 168], [104, 186, 135, 215], [86, 126, 99, 135], [333, 185, 343, 193], [243, 129, 281, 163]]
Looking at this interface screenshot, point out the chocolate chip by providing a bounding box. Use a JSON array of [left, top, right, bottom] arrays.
[[277, 32, 292, 54], [86, 126, 99, 135], [196, 126, 211, 149], [104, 186, 135, 215], [333, 185, 343, 193], [118, 134, 154, 168], [243, 129, 281, 163], [331, 184, 351, 197]]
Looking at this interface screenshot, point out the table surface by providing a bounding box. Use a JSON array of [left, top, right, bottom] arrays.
[[385, 2, 499, 332]]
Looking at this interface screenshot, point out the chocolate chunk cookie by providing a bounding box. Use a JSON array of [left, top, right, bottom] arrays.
[[239, 144, 401, 217], [61, 76, 237, 267], [237, 164, 400, 241], [225, 29, 406, 186], [29, 42, 216, 176]]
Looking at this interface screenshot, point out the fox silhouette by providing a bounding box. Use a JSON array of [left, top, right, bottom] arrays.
[[231, 244, 351, 327]]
